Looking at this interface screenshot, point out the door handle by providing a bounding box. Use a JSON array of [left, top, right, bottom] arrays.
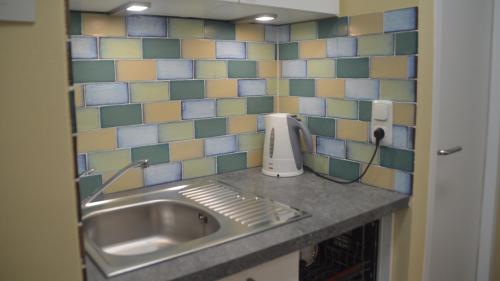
[[437, 146, 462, 156]]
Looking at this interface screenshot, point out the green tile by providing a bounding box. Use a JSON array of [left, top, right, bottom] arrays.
[[329, 158, 360, 181], [239, 133, 264, 150], [247, 96, 274, 114], [357, 34, 394, 56], [396, 31, 418, 55], [217, 99, 246, 116], [196, 60, 227, 79], [204, 20, 235, 40], [183, 157, 216, 179], [290, 21, 317, 41], [304, 153, 329, 174], [72, 61, 115, 83], [279, 43, 299, 60], [159, 121, 194, 142], [143, 39, 180, 59], [100, 104, 142, 128], [380, 80, 416, 102], [336, 58, 369, 78], [327, 99, 357, 119], [347, 141, 380, 164], [228, 61, 257, 78], [308, 117, 335, 137], [380, 147, 414, 172], [318, 17, 348, 38], [131, 144, 169, 165], [78, 174, 102, 199], [70, 11, 82, 35], [194, 118, 227, 138], [217, 152, 247, 174], [289, 79, 315, 97], [170, 80, 204, 100], [169, 18, 204, 38], [358, 101, 372, 121]]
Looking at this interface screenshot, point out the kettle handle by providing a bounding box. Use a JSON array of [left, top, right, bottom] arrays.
[[287, 116, 314, 152]]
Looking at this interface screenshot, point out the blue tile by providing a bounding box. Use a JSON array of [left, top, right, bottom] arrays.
[[326, 37, 357, 58], [157, 60, 193, 80], [384, 7, 417, 32], [71, 36, 97, 59], [144, 162, 182, 186], [282, 60, 307, 78], [216, 41, 246, 59], [257, 114, 266, 131], [238, 79, 266, 96], [345, 79, 380, 100], [182, 99, 216, 119], [408, 56, 417, 78], [395, 170, 412, 194], [127, 15, 167, 37], [299, 97, 326, 116], [205, 135, 237, 156], [265, 25, 290, 43], [317, 137, 346, 158], [84, 83, 128, 106], [392, 126, 409, 149], [77, 154, 87, 175], [117, 125, 158, 148], [408, 127, 415, 149]]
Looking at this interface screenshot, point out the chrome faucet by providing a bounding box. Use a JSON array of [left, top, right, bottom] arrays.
[[81, 159, 149, 209]]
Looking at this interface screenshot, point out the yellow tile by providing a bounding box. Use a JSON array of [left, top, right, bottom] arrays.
[[130, 82, 169, 103], [278, 79, 290, 96], [394, 103, 416, 126], [159, 121, 194, 142], [143, 101, 181, 123], [87, 149, 131, 172], [360, 164, 395, 190], [116, 60, 156, 81], [77, 128, 116, 153], [349, 13, 383, 36], [181, 39, 215, 59], [206, 79, 237, 98], [196, 60, 227, 79], [278, 96, 299, 113], [170, 139, 204, 161], [217, 99, 246, 116], [228, 115, 257, 134], [247, 149, 263, 168], [291, 21, 317, 41], [247, 43, 275, 60], [82, 13, 125, 36], [370, 56, 409, 79], [100, 38, 141, 59], [76, 107, 100, 131], [73, 84, 84, 107], [316, 79, 345, 98], [258, 61, 277, 78], [236, 24, 265, 42], [307, 59, 335, 78], [183, 157, 216, 179], [103, 167, 144, 194], [336, 119, 369, 142], [299, 40, 326, 59]]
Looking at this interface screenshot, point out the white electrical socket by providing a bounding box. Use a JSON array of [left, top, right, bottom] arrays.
[[370, 100, 393, 145]]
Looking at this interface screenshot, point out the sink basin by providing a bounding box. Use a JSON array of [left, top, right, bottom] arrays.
[[83, 180, 309, 277]]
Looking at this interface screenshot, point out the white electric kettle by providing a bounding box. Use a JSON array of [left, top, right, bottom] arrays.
[[262, 113, 313, 177]]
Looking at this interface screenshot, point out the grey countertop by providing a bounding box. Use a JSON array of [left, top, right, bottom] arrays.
[[86, 168, 409, 281]]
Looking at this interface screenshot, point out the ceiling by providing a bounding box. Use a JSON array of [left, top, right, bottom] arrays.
[[69, 0, 334, 25]]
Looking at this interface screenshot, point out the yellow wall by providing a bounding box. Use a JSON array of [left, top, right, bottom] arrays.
[[493, 186, 500, 281], [0, 1, 83, 281]]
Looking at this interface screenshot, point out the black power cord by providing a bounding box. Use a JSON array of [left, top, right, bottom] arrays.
[[305, 128, 386, 185]]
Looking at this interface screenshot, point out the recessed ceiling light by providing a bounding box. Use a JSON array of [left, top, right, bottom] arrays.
[[110, 2, 151, 15], [255, 14, 277, 22], [126, 4, 149, 12]]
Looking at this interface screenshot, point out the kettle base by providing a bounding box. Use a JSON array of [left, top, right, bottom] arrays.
[[261, 168, 304, 178]]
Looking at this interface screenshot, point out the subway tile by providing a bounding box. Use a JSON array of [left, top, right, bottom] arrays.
[[380, 80, 416, 102], [360, 164, 395, 189], [144, 162, 182, 186], [247, 43, 275, 60], [228, 115, 257, 134], [357, 34, 394, 56], [102, 167, 144, 193], [299, 40, 327, 59], [337, 119, 369, 142], [182, 99, 216, 119], [73, 84, 84, 107], [205, 135, 237, 156], [303, 153, 329, 174], [194, 118, 227, 138], [82, 13, 125, 36], [396, 31, 418, 55], [228, 61, 257, 78], [205, 20, 235, 40], [308, 116, 335, 137], [169, 139, 204, 161], [238, 79, 266, 96], [76, 107, 100, 131], [336, 58, 369, 78], [265, 25, 290, 43], [316, 79, 345, 98], [143, 38, 180, 59], [183, 158, 216, 179], [72, 61, 115, 83], [100, 38, 141, 59], [395, 170, 412, 194], [281, 60, 306, 78], [349, 13, 383, 36], [345, 79, 379, 100], [380, 146, 414, 172], [290, 21, 317, 41], [278, 96, 299, 114], [300, 97, 325, 116], [157, 60, 193, 80], [347, 141, 380, 164], [290, 79, 315, 97], [318, 17, 348, 38], [316, 137, 346, 158], [85, 83, 128, 106], [195, 60, 227, 79], [393, 126, 410, 149], [408, 127, 415, 149], [307, 59, 336, 78], [279, 43, 298, 60], [217, 99, 246, 116], [384, 7, 418, 32], [100, 104, 142, 128], [170, 80, 205, 100], [131, 144, 169, 165], [236, 24, 265, 41], [258, 61, 277, 78], [216, 41, 246, 59], [168, 18, 204, 38], [127, 15, 166, 37], [182, 39, 216, 59], [394, 103, 416, 126], [278, 25, 291, 43], [326, 37, 357, 58], [217, 152, 247, 173], [158, 121, 194, 142], [276, 79, 290, 96], [206, 79, 237, 98], [116, 60, 156, 81], [70, 12, 82, 35], [358, 101, 372, 121], [71, 37, 97, 59], [247, 96, 274, 114], [143, 101, 181, 123], [88, 149, 131, 172], [117, 124, 158, 148], [257, 114, 266, 131], [326, 99, 358, 119], [329, 158, 360, 181], [130, 82, 169, 103], [247, 149, 263, 168], [77, 128, 116, 153], [408, 56, 417, 78], [239, 133, 264, 151], [266, 79, 287, 96], [77, 154, 87, 175], [370, 56, 409, 79], [79, 174, 102, 199]]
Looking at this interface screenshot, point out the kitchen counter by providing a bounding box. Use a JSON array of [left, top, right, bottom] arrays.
[[86, 168, 409, 281]]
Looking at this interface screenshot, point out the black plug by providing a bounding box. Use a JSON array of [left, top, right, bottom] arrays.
[[373, 128, 385, 145]]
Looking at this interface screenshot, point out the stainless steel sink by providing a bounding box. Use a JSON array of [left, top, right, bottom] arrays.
[[83, 180, 309, 277]]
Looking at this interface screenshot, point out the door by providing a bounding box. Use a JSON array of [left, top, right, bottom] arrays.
[[424, 0, 494, 280]]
